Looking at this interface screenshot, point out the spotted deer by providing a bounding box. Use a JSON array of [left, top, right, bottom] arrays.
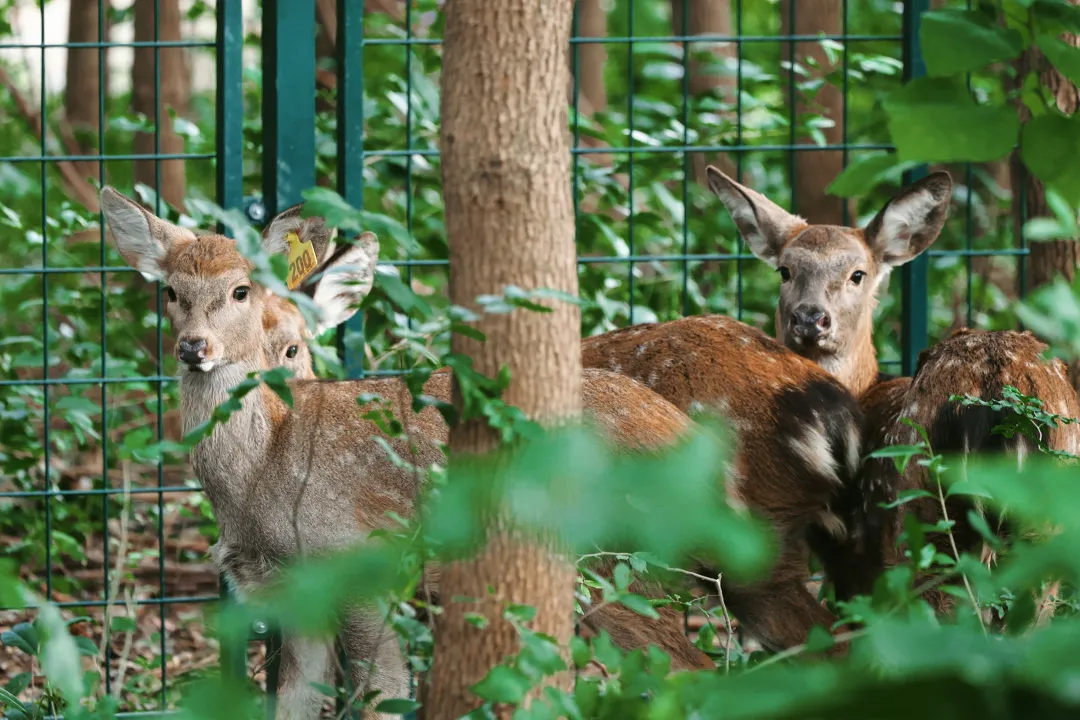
[[704, 165, 1080, 615], [580, 315, 870, 656], [101, 187, 442, 719], [104, 184, 723, 718], [261, 231, 719, 671]]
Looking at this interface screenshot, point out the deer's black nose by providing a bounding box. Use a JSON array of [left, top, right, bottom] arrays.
[[791, 307, 831, 340], [177, 337, 208, 366]]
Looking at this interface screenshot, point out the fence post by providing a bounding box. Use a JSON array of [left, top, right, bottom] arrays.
[[338, 0, 368, 378], [215, 0, 249, 689], [259, 2, 317, 714], [900, 0, 930, 375]]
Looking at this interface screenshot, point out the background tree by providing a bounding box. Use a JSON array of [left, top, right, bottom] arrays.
[[780, 0, 851, 224], [132, 0, 189, 210], [672, 0, 737, 182], [65, 0, 108, 182], [423, 0, 581, 716], [1013, 0, 1080, 389]]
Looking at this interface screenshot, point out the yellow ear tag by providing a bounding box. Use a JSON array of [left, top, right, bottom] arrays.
[[285, 231, 318, 290]]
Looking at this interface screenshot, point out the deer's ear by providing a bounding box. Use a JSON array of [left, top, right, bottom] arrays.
[[261, 204, 339, 266], [101, 187, 195, 281], [310, 232, 380, 334], [864, 172, 952, 268], [705, 165, 806, 268]]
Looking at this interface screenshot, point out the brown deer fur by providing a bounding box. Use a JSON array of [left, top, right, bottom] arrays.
[[705, 165, 1080, 616], [262, 278, 715, 672], [103, 183, 718, 720], [581, 315, 869, 655]]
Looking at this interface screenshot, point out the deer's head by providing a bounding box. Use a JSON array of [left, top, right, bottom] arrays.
[[101, 187, 378, 374], [705, 166, 952, 372]]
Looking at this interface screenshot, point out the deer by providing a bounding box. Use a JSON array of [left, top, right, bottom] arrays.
[[702, 164, 1080, 617], [580, 314, 871, 656], [105, 186, 757, 716], [266, 220, 875, 660], [260, 242, 718, 672]]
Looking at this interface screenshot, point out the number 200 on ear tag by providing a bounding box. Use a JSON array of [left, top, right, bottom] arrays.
[[285, 231, 318, 290]]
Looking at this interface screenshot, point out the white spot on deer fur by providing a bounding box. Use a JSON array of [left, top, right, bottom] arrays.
[[608, 359, 622, 374], [845, 424, 861, 477], [790, 422, 840, 484], [646, 372, 659, 387], [901, 401, 919, 419], [688, 400, 706, 415], [817, 510, 847, 540], [635, 344, 647, 357], [740, 335, 751, 345]]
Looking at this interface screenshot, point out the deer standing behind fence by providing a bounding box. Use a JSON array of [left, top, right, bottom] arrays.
[[580, 314, 871, 656], [261, 241, 717, 674], [704, 165, 1080, 618], [105, 189, 771, 718]]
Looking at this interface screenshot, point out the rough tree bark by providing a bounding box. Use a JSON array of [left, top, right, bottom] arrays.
[[779, 0, 851, 224], [132, 0, 190, 211], [574, 0, 608, 116], [1013, 10, 1080, 390], [65, 0, 109, 180], [423, 0, 581, 717], [671, 0, 737, 181]]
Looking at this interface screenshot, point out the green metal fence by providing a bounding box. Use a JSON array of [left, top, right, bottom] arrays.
[[0, 0, 1030, 715]]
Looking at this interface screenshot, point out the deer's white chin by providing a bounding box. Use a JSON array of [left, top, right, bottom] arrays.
[[197, 361, 217, 372]]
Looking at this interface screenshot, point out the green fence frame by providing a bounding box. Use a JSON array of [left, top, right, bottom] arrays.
[[0, 0, 1032, 716]]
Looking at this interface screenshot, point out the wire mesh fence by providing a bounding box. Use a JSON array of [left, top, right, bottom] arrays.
[[0, 0, 1032, 715]]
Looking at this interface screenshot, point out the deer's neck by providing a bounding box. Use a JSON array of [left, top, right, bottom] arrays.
[[179, 359, 285, 524], [827, 325, 881, 398]]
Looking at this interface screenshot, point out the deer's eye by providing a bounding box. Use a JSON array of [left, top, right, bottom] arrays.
[[777, 266, 792, 283], [850, 270, 866, 285], [233, 286, 250, 302], [164, 286, 177, 302], [285, 345, 299, 359]]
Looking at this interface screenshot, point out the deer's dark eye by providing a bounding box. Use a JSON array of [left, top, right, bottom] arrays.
[[233, 286, 250, 302], [164, 286, 177, 302], [285, 345, 299, 359], [778, 266, 792, 283], [850, 270, 866, 285]]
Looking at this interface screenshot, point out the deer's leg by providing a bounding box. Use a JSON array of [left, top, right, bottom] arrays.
[[717, 534, 846, 658], [339, 609, 411, 719], [274, 634, 334, 720]]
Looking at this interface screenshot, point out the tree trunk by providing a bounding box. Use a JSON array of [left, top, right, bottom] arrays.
[[671, 0, 737, 182], [574, 0, 607, 115], [1014, 10, 1080, 390], [65, 0, 108, 180], [132, 0, 190, 211], [424, 0, 580, 717], [780, 0, 851, 224]]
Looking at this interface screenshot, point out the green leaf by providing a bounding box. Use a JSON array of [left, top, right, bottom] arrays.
[[1037, 33, 1080, 86], [617, 592, 660, 620], [0, 686, 27, 715], [805, 625, 835, 654], [471, 665, 532, 704], [374, 699, 422, 714], [883, 77, 1019, 163], [920, 9, 1024, 76], [1021, 112, 1080, 205], [1, 625, 37, 656], [826, 153, 917, 198], [74, 636, 98, 656], [613, 562, 631, 591], [569, 635, 592, 669]]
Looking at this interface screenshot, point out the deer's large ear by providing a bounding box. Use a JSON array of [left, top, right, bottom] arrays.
[[261, 204, 339, 266], [705, 165, 806, 268], [864, 172, 952, 268], [310, 232, 380, 334], [100, 187, 195, 281]]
